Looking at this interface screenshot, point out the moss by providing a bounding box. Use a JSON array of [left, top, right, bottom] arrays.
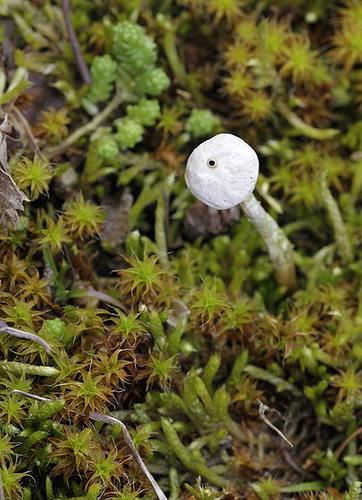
[[0, 0, 361, 498]]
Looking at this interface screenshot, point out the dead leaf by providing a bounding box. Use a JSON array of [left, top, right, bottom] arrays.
[[100, 189, 133, 251], [0, 113, 21, 144], [183, 200, 240, 239], [0, 114, 29, 224]]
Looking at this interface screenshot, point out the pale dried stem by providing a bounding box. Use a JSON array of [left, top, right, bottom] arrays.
[[46, 92, 123, 156], [0, 471, 5, 500], [0, 320, 51, 354], [13, 390, 168, 500], [258, 398, 293, 448]]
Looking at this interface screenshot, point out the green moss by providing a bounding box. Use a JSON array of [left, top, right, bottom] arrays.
[[0, 0, 360, 498]]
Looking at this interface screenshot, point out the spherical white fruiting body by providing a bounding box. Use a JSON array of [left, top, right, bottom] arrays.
[[185, 133, 259, 210]]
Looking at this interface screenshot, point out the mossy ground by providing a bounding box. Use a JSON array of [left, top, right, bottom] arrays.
[[0, 0, 361, 499]]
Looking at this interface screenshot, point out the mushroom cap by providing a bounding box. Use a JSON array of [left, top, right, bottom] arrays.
[[185, 133, 259, 210]]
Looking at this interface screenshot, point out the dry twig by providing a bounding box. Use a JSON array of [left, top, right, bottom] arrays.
[[13, 390, 168, 500]]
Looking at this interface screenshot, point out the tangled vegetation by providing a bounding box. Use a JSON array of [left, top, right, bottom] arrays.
[[0, 0, 361, 498]]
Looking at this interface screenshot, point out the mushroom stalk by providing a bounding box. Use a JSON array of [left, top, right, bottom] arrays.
[[240, 194, 297, 291], [185, 133, 297, 293]]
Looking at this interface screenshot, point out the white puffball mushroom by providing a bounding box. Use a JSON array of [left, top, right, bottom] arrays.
[[185, 133, 259, 210], [185, 133, 297, 293]]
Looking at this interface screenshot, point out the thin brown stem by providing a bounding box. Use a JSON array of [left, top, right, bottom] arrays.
[[335, 426, 362, 460], [61, 0, 92, 86], [11, 106, 47, 163]]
